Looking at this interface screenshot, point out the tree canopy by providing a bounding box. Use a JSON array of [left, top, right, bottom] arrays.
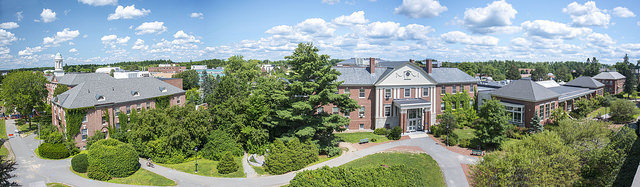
[[0, 71, 48, 125], [172, 70, 199, 90]]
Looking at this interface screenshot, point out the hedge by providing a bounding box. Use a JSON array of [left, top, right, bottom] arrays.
[[217, 152, 238, 174], [265, 138, 318, 175], [373, 128, 388, 135], [88, 139, 140, 179], [87, 165, 110, 181], [71, 154, 88, 173], [38, 143, 70, 159], [387, 126, 402, 140], [290, 165, 426, 186]]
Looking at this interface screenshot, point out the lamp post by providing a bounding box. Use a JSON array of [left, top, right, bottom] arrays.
[[194, 147, 198, 173]]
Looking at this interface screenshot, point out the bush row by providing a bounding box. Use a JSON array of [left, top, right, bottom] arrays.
[[289, 165, 426, 186], [38, 143, 70, 159], [87, 139, 140, 180], [264, 138, 318, 175]]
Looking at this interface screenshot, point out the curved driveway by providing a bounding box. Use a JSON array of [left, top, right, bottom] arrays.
[[7, 119, 477, 187]]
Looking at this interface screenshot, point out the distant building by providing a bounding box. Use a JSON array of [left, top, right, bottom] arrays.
[[195, 67, 224, 84], [191, 65, 207, 70], [95, 66, 123, 74], [593, 71, 625, 94], [260, 64, 274, 73], [113, 71, 150, 79], [148, 64, 186, 73]]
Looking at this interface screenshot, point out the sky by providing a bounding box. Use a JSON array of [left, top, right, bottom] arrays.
[[0, 0, 639, 70]]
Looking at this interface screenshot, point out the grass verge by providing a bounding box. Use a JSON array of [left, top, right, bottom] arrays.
[[157, 157, 245, 178], [453, 128, 476, 140], [71, 166, 176, 186], [251, 165, 267, 175], [0, 120, 6, 139], [335, 132, 390, 143], [46, 183, 71, 187], [340, 152, 446, 187]]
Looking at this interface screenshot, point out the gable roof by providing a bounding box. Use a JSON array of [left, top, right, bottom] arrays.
[[491, 79, 560, 102], [593, 71, 625, 80], [429, 68, 478, 84], [565, 76, 605, 89], [335, 67, 391, 86], [56, 73, 115, 86], [54, 77, 184, 109]]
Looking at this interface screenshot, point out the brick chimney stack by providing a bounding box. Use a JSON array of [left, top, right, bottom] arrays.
[[369, 57, 375, 74], [426, 59, 432, 73]]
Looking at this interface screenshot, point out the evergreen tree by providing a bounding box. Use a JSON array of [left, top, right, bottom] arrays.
[[273, 43, 358, 139], [474, 99, 510, 148], [0, 152, 17, 186], [506, 65, 521, 80], [530, 113, 543, 133], [216, 152, 238, 174]]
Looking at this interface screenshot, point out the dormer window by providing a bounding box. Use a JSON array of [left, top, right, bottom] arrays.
[[159, 87, 167, 92], [96, 94, 105, 101], [131, 91, 140, 97]]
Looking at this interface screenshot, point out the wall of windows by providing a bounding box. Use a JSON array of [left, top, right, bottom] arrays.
[[504, 104, 523, 125]]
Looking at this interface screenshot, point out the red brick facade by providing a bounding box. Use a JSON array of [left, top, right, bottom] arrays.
[[596, 78, 625, 95]]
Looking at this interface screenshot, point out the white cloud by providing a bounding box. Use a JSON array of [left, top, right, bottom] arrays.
[[16, 11, 23, 21], [132, 39, 148, 50], [463, 0, 518, 34], [397, 24, 434, 40], [39, 9, 57, 23], [585, 32, 615, 47], [0, 47, 9, 55], [296, 18, 335, 36], [612, 7, 635, 18], [394, 0, 447, 18], [172, 30, 200, 45], [333, 11, 368, 26], [69, 48, 78, 53], [366, 21, 400, 38], [190, 13, 203, 19], [562, 1, 610, 27], [0, 22, 19, 29], [135, 21, 167, 35], [43, 28, 80, 46], [78, 0, 117, 6], [322, 0, 340, 5], [101, 34, 130, 48], [441, 31, 499, 46], [265, 25, 294, 35], [108, 5, 150, 20], [0, 29, 17, 46], [18, 46, 44, 56], [521, 20, 592, 39]]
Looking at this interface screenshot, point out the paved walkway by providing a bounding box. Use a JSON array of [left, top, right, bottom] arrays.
[[7, 117, 477, 187]]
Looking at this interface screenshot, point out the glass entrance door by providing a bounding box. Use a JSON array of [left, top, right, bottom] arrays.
[[406, 109, 421, 132]]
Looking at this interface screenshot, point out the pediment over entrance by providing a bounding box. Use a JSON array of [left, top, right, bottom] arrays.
[[375, 63, 436, 86]]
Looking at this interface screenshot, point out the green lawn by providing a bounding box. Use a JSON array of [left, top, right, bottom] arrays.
[[340, 152, 446, 187], [158, 157, 245, 178], [453, 128, 476, 140], [335, 132, 390, 143], [0, 120, 6, 139], [251, 165, 267, 175], [587, 107, 609, 119], [309, 154, 340, 166], [71, 167, 176, 186], [46, 183, 71, 187]]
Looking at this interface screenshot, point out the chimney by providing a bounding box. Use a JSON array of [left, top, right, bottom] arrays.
[[369, 57, 375, 74], [426, 59, 433, 74]]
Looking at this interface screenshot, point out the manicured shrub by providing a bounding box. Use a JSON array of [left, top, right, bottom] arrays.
[[326, 147, 342, 158], [202, 130, 243, 161], [38, 143, 70, 159], [86, 131, 105, 149], [265, 138, 319, 175], [387, 126, 402, 140], [431, 125, 442, 137], [71, 154, 88, 173], [373, 128, 388, 135], [290, 165, 425, 186], [88, 139, 140, 178], [217, 152, 238, 174], [87, 165, 110, 181], [446, 134, 459, 146], [370, 138, 377, 142]]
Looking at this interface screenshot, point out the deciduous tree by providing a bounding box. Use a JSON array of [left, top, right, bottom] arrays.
[[474, 99, 510, 148], [0, 71, 48, 128]]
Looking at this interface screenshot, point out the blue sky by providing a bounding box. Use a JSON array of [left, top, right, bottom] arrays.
[[0, 0, 639, 69]]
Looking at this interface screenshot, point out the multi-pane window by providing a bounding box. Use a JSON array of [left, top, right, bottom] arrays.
[[359, 106, 365, 117], [332, 107, 339, 114], [505, 106, 523, 124], [539, 105, 545, 118], [545, 103, 550, 118], [384, 106, 391, 117], [385, 89, 391, 98], [126, 106, 131, 115], [343, 110, 349, 117], [441, 85, 446, 94], [452, 102, 456, 110], [344, 88, 350, 95], [359, 124, 364, 129], [317, 107, 324, 114], [115, 108, 120, 116], [82, 115, 87, 123], [470, 85, 474, 93], [359, 89, 365, 98], [441, 103, 445, 111], [146, 102, 151, 109], [422, 87, 429, 97], [452, 85, 457, 93], [81, 129, 88, 140], [460, 85, 463, 93], [404, 88, 411, 97]]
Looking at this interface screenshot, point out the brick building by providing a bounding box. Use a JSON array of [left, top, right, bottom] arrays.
[[148, 64, 187, 73], [332, 58, 477, 133], [593, 71, 625, 94], [51, 77, 185, 148]]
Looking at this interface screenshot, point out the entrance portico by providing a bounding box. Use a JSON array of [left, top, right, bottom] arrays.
[[393, 98, 431, 133]]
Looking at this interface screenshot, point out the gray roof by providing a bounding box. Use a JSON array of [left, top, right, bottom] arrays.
[[429, 68, 478, 84], [54, 77, 185, 109], [593, 71, 625, 80], [548, 86, 595, 101], [491, 79, 560, 102], [56, 73, 114, 86], [565, 76, 605, 89], [335, 67, 391, 86], [393, 98, 430, 105]]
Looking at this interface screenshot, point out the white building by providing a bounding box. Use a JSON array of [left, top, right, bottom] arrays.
[[191, 65, 207, 70], [95, 66, 124, 74], [113, 71, 151, 79]]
